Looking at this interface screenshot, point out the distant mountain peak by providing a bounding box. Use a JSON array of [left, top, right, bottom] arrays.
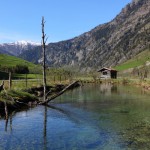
[[0, 40, 40, 56], [14, 40, 40, 46]]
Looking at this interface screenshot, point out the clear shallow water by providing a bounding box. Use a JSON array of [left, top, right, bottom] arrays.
[[0, 84, 150, 150]]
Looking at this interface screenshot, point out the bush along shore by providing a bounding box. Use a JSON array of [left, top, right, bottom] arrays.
[[0, 81, 80, 119]]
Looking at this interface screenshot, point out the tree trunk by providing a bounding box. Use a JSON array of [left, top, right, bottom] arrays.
[[41, 17, 47, 102]]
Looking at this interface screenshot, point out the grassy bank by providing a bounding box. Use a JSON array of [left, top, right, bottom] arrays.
[[0, 77, 80, 118], [0, 90, 38, 118]]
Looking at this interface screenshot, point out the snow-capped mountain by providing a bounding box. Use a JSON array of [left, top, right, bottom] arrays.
[[14, 40, 40, 46], [0, 40, 40, 56]]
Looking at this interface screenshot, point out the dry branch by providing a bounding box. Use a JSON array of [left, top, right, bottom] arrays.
[[39, 81, 79, 105]]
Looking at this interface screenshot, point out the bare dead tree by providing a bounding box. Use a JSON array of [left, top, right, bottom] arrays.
[[41, 17, 48, 102]]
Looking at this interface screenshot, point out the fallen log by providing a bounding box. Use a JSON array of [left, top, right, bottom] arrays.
[[39, 81, 80, 105]]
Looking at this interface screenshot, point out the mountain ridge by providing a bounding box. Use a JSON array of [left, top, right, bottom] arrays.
[[0, 41, 40, 56], [1, 0, 150, 71]]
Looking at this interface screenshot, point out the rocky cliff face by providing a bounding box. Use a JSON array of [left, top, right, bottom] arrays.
[[20, 0, 150, 70]]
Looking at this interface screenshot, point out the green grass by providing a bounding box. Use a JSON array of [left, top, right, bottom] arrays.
[[13, 73, 43, 79], [6, 90, 37, 102], [75, 76, 93, 81], [0, 54, 37, 70], [115, 49, 150, 71], [0, 90, 37, 104]]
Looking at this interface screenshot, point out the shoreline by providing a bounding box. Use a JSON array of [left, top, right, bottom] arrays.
[[79, 78, 150, 91], [1, 78, 149, 119], [0, 81, 80, 119]]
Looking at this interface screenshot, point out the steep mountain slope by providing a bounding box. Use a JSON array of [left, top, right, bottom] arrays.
[[0, 41, 40, 56], [20, 0, 150, 70], [0, 47, 12, 55]]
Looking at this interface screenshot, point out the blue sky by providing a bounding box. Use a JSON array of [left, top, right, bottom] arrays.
[[0, 0, 132, 44]]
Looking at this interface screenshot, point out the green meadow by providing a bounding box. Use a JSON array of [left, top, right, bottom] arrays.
[[115, 49, 150, 71], [0, 54, 37, 69]]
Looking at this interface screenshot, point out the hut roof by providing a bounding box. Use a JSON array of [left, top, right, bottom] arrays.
[[97, 67, 117, 72]]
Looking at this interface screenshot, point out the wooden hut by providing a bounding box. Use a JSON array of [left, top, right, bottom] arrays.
[[98, 67, 117, 79]]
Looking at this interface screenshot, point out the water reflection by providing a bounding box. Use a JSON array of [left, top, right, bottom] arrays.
[[5, 112, 13, 132], [0, 84, 150, 149], [46, 104, 83, 125], [43, 106, 47, 149], [5, 118, 8, 132]]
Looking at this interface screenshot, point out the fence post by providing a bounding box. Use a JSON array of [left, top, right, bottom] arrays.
[[25, 74, 28, 88], [9, 72, 12, 89]]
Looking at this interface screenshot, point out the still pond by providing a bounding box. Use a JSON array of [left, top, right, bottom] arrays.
[[0, 83, 150, 150]]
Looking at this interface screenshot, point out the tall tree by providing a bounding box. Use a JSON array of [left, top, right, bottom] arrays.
[[41, 17, 48, 101]]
